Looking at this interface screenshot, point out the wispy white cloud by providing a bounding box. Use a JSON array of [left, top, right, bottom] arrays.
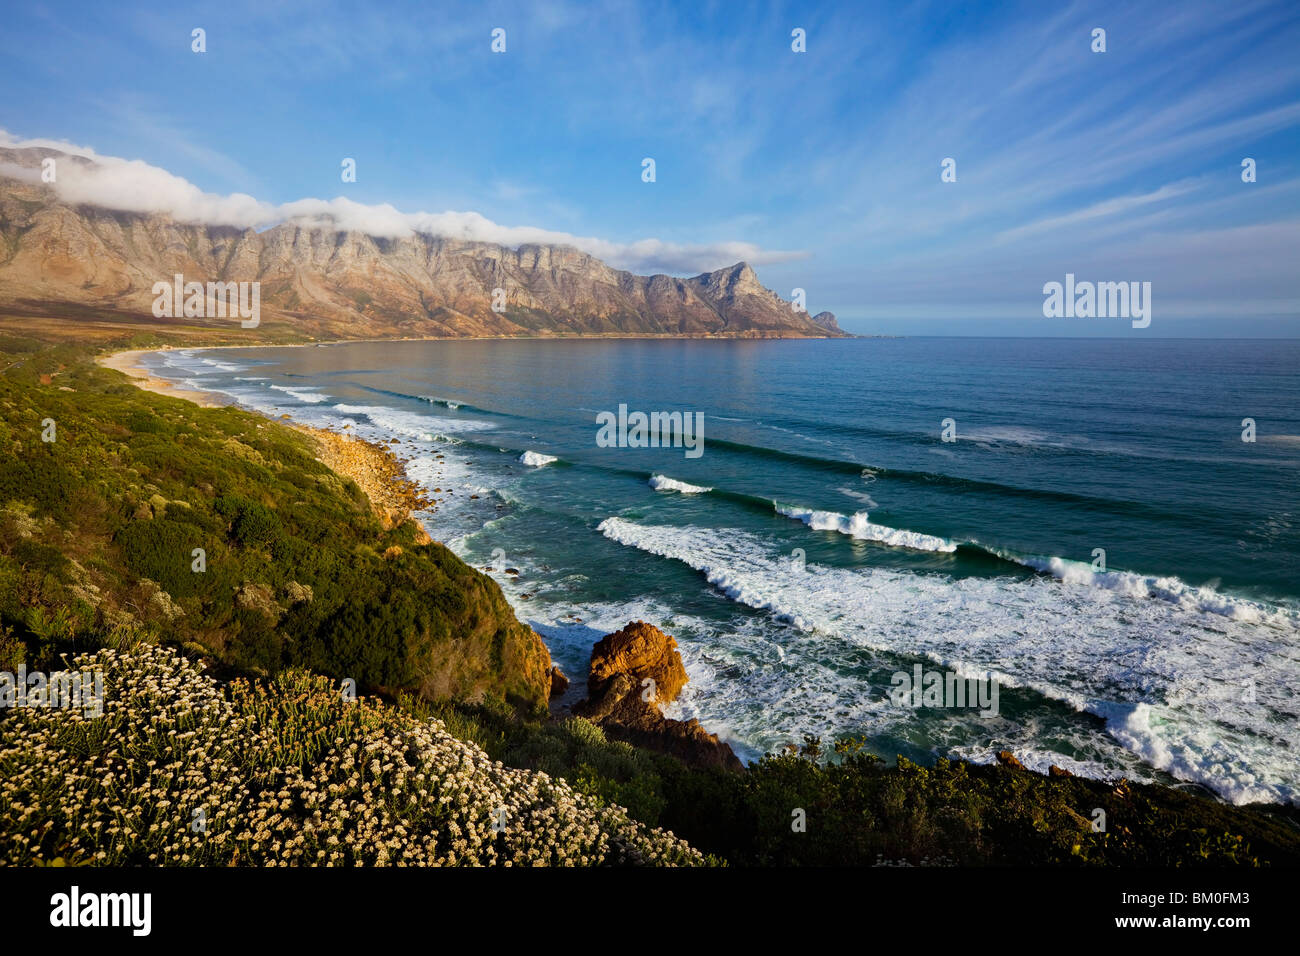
[[995, 181, 1203, 244], [0, 131, 804, 274]]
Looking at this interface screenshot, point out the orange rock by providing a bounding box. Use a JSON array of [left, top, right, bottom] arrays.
[[576, 621, 741, 771], [997, 750, 1026, 770], [588, 620, 688, 704]]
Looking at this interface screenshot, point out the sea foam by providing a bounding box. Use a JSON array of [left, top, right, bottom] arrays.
[[596, 516, 1300, 806], [519, 450, 557, 467], [269, 384, 329, 403], [985, 549, 1298, 625], [775, 503, 956, 553], [649, 474, 712, 494]]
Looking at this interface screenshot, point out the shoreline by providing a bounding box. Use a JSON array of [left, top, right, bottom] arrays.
[[97, 346, 439, 539], [92, 328, 860, 362], [93, 334, 847, 401], [92, 329, 888, 408], [95, 348, 234, 408], [291, 422, 436, 536]]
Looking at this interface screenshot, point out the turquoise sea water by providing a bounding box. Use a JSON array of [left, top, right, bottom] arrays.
[[144, 337, 1300, 805]]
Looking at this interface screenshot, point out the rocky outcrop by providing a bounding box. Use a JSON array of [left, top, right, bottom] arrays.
[[574, 621, 742, 771], [999, 753, 1076, 779], [0, 147, 844, 340], [587, 620, 689, 704], [810, 310, 843, 333], [292, 423, 433, 534], [997, 750, 1026, 771]]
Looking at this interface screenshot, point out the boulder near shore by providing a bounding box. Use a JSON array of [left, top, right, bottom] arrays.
[[575, 621, 743, 771]]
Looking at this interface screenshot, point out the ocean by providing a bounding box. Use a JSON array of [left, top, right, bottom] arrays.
[[140, 337, 1300, 806]]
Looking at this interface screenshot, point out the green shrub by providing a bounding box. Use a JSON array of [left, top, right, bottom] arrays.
[[215, 497, 283, 549], [0, 455, 78, 520], [10, 539, 69, 578], [125, 410, 169, 434], [114, 518, 211, 598]]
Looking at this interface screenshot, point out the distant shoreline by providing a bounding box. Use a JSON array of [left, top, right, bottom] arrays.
[[101, 329, 867, 358], [95, 332, 880, 403], [96, 345, 437, 540]]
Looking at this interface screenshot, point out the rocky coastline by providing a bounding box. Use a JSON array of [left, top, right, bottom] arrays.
[[290, 419, 743, 770], [290, 423, 435, 535]]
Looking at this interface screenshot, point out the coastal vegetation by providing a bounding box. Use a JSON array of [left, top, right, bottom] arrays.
[[414, 695, 1300, 866], [0, 331, 550, 712], [0, 644, 703, 866], [2, 324, 1298, 867]]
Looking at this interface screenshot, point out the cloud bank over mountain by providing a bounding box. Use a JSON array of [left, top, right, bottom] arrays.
[[0, 131, 805, 276]]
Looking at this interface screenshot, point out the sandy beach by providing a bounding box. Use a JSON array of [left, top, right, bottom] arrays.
[[96, 348, 233, 408]]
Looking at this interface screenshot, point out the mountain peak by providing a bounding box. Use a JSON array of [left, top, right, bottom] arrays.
[[0, 171, 845, 340], [699, 260, 766, 296], [811, 310, 841, 332]]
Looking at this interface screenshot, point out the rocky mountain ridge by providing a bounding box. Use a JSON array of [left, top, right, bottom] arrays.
[[0, 146, 842, 339]]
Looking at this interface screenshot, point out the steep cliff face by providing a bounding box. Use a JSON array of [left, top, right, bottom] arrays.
[[0, 148, 841, 339]]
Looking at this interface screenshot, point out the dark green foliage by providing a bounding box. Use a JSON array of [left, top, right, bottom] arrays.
[[418, 704, 1300, 867], [115, 518, 209, 597], [0, 624, 23, 670], [216, 496, 282, 548], [124, 409, 170, 435], [0, 333, 42, 353], [0, 453, 79, 520], [10, 539, 69, 578], [308, 597, 416, 688], [0, 335, 549, 712]]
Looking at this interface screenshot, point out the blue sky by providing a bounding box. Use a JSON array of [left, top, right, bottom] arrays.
[[2, 0, 1298, 336]]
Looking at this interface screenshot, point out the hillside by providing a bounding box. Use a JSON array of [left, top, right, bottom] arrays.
[[0, 146, 842, 341], [0, 331, 552, 712], [0, 643, 705, 866]]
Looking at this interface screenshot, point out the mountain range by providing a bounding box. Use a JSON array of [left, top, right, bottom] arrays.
[[0, 145, 842, 340]]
